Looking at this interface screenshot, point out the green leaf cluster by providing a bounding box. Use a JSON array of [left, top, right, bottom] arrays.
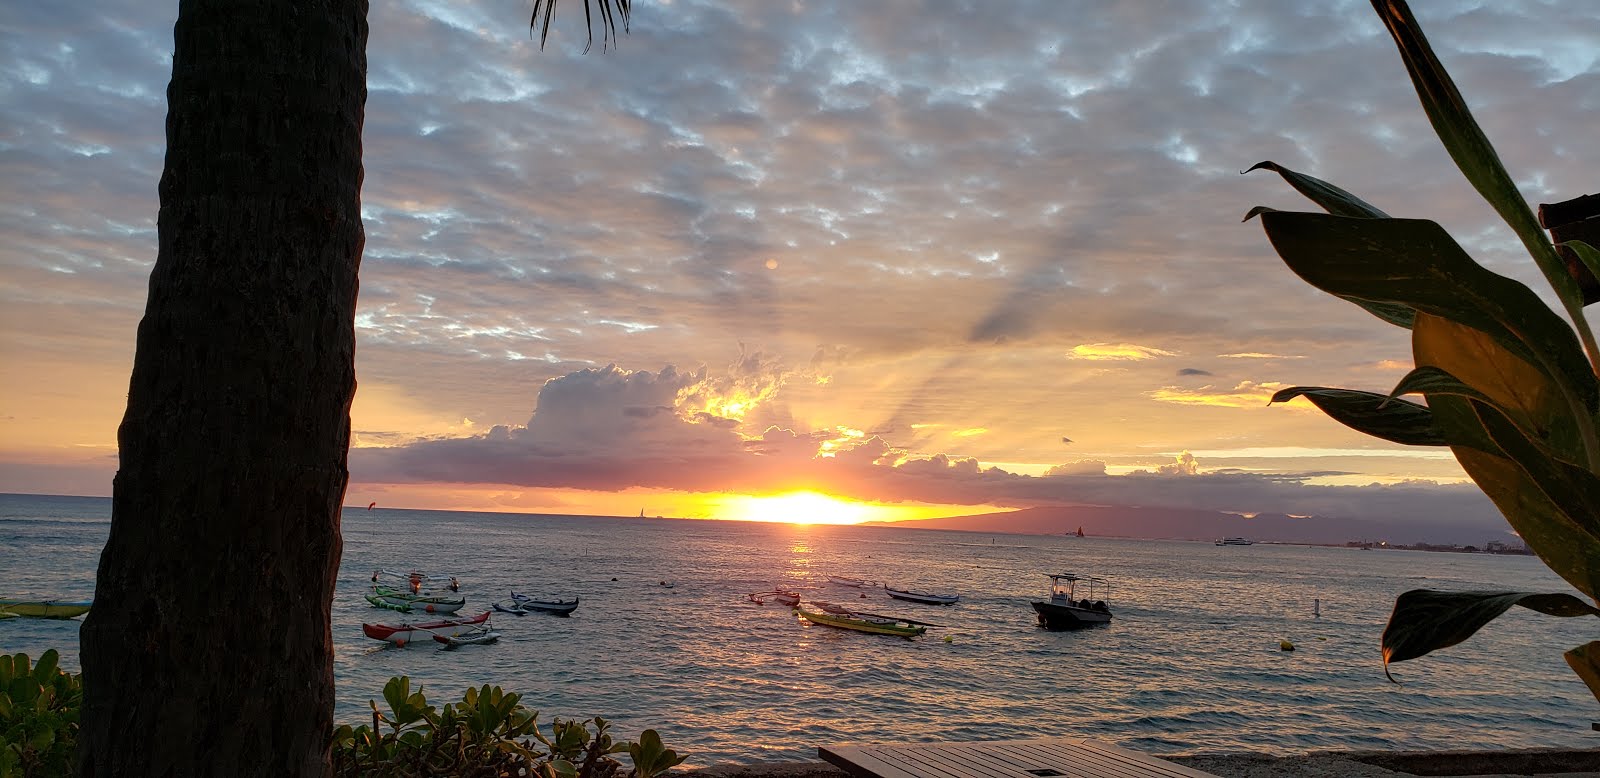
[[332, 676, 686, 778], [1249, 0, 1600, 704], [1, 650, 82, 778]]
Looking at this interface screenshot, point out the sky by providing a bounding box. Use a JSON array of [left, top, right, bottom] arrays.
[[2, 1, 1597, 532]]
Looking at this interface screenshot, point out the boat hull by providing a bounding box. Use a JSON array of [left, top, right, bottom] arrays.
[[884, 588, 959, 605], [510, 592, 580, 615], [0, 599, 92, 619], [795, 606, 925, 637], [368, 585, 466, 614], [1031, 600, 1112, 630], [362, 611, 490, 646]]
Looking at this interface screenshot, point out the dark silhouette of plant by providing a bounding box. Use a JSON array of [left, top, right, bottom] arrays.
[[1248, 0, 1600, 705], [330, 677, 685, 778]]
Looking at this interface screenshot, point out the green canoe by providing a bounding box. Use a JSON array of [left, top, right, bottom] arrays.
[[0, 599, 93, 619], [794, 605, 926, 637]]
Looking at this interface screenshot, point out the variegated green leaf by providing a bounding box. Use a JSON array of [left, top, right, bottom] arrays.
[[1564, 641, 1600, 705], [1244, 161, 1390, 218], [1269, 386, 1446, 446], [1260, 212, 1597, 411], [1381, 589, 1600, 681], [1469, 398, 1600, 540]]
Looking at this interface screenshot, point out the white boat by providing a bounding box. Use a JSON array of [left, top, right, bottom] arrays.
[[1031, 573, 1112, 629], [1215, 537, 1254, 546], [883, 586, 960, 605]]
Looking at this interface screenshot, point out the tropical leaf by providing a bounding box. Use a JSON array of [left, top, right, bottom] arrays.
[[1386, 366, 1493, 407], [1450, 442, 1600, 600], [530, 0, 632, 52], [1244, 161, 1389, 218], [1568, 240, 1600, 298], [1371, 0, 1584, 310], [1268, 386, 1446, 446], [1381, 589, 1600, 681], [1469, 399, 1600, 539], [1259, 212, 1597, 412], [1565, 641, 1600, 705]]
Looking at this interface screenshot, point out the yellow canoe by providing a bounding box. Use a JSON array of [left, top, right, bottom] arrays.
[[0, 599, 92, 619]]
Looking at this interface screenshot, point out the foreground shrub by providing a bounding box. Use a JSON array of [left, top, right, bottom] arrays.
[[1, 650, 82, 778], [332, 676, 687, 778]]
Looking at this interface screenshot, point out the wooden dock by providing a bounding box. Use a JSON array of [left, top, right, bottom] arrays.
[[819, 737, 1218, 778]]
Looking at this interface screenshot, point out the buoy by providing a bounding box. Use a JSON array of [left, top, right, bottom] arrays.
[[1280, 639, 1295, 651], [942, 635, 954, 643], [396, 639, 406, 648], [1313, 598, 1321, 618], [1316, 636, 1327, 641]]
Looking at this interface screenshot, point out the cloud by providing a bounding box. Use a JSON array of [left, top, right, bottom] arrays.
[[1177, 367, 1214, 376], [353, 360, 1505, 534], [1149, 381, 1286, 408], [1068, 343, 1177, 361]]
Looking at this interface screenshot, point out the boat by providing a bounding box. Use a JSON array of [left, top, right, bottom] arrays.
[[746, 590, 801, 606], [1075, 526, 1085, 538], [507, 591, 580, 615], [0, 599, 93, 619], [361, 611, 491, 647], [434, 624, 501, 648], [367, 584, 466, 614], [1215, 537, 1254, 546], [1031, 573, 1112, 630], [794, 604, 926, 637], [826, 575, 878, 588], [371, 568, 461, 593], [883, 586, 960, 605]]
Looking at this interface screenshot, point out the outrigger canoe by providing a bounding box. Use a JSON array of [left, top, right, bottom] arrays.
[[794, 604, 926, 637], [362, 611, 490, 647], [366, 585, 466, 614], [0, 599, 92, 619], [884, 586, 960, 605], [746, 590, 801, 606], [492, 592, 580, 616]]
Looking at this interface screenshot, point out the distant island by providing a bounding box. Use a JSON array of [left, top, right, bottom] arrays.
[[868, 504, 1522, 549]]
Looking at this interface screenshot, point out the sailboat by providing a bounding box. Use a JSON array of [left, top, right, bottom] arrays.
[[1076, 526, 1086, 538], [1065, 526, 1085, 538]]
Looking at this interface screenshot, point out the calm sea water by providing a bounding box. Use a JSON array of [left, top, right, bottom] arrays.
[[2, 493, 1596, 764]]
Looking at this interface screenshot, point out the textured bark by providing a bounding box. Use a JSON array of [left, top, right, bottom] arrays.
[[78, 1, 367, 775]]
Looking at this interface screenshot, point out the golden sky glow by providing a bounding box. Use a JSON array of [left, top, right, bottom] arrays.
[[701, 491, 943, 525]]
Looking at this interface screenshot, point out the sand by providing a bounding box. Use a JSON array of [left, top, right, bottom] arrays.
[[685, 747, 1600, 778]]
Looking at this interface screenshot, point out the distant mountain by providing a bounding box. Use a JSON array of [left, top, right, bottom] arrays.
[[867, 505, 1507, 546]]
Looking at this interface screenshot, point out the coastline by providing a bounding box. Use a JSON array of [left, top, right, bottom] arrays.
[[685, 747, 1600, 778]]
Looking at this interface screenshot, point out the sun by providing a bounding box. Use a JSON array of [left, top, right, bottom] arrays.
[[713, 491, 889, 525]]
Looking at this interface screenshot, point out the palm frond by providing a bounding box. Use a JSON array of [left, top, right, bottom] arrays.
[[530, 0, 632, 52]]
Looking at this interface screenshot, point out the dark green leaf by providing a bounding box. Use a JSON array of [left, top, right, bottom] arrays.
[[1382, 589, 1600, 680], [1470, 399, 1600, 540], [1260, 212, 1596, 410], [1387, 366, 1491, 406], [1564, 641, 1600, 705], [1371, 0, 1584, 309], [1269, 386, 1446, 446], [1244, 161, 1389, 218]]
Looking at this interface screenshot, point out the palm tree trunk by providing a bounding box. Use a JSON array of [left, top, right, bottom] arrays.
[[79, 1, 367, 775]]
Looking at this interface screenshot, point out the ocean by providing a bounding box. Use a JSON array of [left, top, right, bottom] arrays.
[[2, 492, 1595, 765]]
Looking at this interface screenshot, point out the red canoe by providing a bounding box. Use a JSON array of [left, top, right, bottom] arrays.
[[362, 611, 490, 647]]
